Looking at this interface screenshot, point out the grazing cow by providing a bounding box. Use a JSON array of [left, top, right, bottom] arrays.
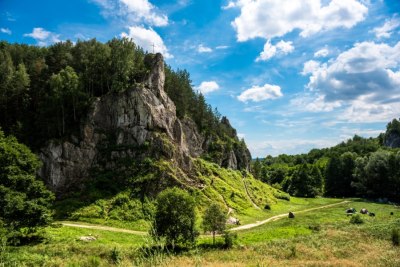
[[369, 212, 375, 217], [360, 208, 368, 214], [288, 212, 295, 218]]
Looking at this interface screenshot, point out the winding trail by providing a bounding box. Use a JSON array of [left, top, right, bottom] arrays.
[[59, 200, 351, 235], [230, 200, 350, 231], [59, 222, 147, 235]]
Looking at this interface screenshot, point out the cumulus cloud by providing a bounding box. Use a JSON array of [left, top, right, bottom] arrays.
[[0, 28, 11, 35], [92, 0, 168, 27], [291, 94, 341, 112], [314, 48, 329, 58], [372, 16, 400, 39], [196, 81, 220, 94], [120, 26, 172, 58], [237, 84, 283, 102], [24, 27, 60, 46], [231, 0, 368, 41], [256, 40, 294, 61], [197, 44, 212, 53], [301, 60, 321, 76], [298, 41, 400, 122], [306, 41, 400, 103]]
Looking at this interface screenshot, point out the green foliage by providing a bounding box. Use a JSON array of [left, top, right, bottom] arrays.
[[0, 129, 54, 242], [392, 228, 399, 246], [110, 246, 122, 264], [202, 203, 227, 245], [223, 231, 237, 249], [349, 214, 364, 224], [152, 187, 198, 248]]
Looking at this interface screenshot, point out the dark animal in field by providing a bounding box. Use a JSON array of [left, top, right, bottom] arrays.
[[360, 208, 368, 214], [288, 212, 295, 218], [369, 212, 375, 217], [346, 208, 356, 214], [391, 212, 394, 215]]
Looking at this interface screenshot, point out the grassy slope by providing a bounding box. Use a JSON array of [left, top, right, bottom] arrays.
[[60, 159, 289, 230], [3, 200, 399, 266]]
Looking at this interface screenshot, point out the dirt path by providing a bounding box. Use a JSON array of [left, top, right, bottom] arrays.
[[59, 222, 147, 235], [230, 200, 351, 231], [59, 200, 351, 235]]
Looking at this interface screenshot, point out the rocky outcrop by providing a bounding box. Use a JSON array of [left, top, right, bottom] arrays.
[[384, 132, 400, 148], [39, 53, 251, 195]]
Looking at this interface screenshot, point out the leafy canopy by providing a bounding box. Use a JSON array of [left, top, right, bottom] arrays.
[[152, 187, 198, 248]]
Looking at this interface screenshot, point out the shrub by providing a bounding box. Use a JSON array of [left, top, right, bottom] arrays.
[[392, 229, 399, 246], [223, 231, 237, 249], [110, 247, 122, 264], [349, 214, 364, 224]]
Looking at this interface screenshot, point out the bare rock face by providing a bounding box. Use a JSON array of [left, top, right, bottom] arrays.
[[384, 132, 400, 148], [39, 53, 251, 195]]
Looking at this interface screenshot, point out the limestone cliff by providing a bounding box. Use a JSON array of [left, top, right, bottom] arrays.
[[39, 53, 251, 195]]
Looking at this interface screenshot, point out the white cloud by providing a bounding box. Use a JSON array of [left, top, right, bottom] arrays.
[[0, 28, 11, 35], [196, 81, 220, 94], [256, 40, 294, 62], [248, 138, 339, 157], [197, 44, 212, 53], [222, 1, 237, 10], [92, 0, 168, 27], [237, 84, 283, 102], [291, 94, 341, 112], [301, 60, 321, 76], [24, 27, 60, 46], [306, 41, 400, 103], [372, 16, 400, 39], [120, 26, 172, 58], [314, 48, 329, 58], [231, 0, 368, 41], [216, 45, 229, 50], [299, 41, 400, 123]]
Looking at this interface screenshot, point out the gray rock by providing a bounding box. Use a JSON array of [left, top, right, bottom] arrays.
[[39, 53, 251, 196]]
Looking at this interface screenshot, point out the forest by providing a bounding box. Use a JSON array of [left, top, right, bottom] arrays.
[[0, 38, 245, 160], [251, 119, 400, 201]]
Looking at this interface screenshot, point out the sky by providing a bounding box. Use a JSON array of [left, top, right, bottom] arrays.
[[1, 0, 400, 157]]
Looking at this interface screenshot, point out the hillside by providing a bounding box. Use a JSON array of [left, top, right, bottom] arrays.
[[0, 39, 282, 227], [252, 121, 400, 201]]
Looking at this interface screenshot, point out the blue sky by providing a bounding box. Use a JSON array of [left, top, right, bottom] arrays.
[[1, 0, 400, 157]]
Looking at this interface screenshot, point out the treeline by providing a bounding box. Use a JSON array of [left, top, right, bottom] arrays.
[[251, 119, 400, 201], [0, 39, 242, 154]]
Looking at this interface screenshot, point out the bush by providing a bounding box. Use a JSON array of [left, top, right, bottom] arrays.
[[392, 229, 399, 246], [349, 214, 364, 224], [110, 247, 122, 264], [223, 231, 237, 249]]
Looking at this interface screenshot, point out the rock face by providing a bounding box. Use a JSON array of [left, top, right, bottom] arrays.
[[384, 132, 400, 148], [39, 53, 251, 195]]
